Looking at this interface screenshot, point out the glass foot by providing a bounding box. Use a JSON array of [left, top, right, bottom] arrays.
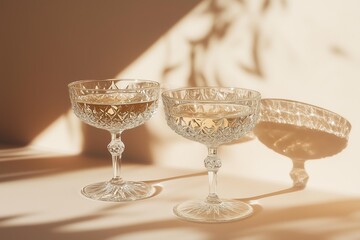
[[81, 178, 155, 202], [173, 199, 253, 223]]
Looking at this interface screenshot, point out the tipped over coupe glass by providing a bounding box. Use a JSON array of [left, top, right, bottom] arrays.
[[255, 99, 351, 188], [68, 79, 160, 202], [162, 87, 261, 223]]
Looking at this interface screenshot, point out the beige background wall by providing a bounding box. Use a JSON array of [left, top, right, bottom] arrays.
[[1, 0, 359, 196]]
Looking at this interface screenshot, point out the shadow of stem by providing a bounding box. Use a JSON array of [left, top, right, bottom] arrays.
[[238, 186, 304, 202]]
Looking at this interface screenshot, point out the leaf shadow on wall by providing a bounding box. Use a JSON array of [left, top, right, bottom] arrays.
[[161, 0, 288, 87]]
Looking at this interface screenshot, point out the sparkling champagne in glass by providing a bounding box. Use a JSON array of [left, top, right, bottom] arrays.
[[162, 87, 261, 223], [68, 79, 160, 202]]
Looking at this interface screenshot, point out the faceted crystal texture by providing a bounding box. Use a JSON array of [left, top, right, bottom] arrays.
[[162, 87, 261, 223], [204, 155, 222, 170], [81, 180, 154, 202], [256, 98, 351, 188], [259, 99, 351, 139], [68, 79, 159, 202], [69, 80, 159, 132], [162, 88, 261, 147], [173, 199, 253, 223], [107, 139, 124, 156]]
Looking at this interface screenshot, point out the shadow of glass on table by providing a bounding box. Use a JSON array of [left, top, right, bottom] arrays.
[[1, 197, 360, 240], [0, 148, 109, 183], [145, 172, 207, 185], [254, 98, 351, 189], [142, 171, 207, 198]]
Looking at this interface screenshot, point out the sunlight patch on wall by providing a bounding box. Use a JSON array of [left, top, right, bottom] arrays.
[[114, 0, 360, 195], [114, 0, 256, 165], [30, 109, 83, 155], [114, 0, 279, 168]]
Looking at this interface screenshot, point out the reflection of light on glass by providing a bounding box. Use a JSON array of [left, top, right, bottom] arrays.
[[30, 109, 83, 154]]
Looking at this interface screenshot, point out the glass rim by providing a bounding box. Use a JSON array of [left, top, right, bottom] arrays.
[[68, 79, 160, 91], [260, 98, 352, 130], [161, 86, 261, 103]]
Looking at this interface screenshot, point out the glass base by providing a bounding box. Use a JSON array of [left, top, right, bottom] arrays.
[[173, 199, 253, 223], [81, 178, 155, 202]]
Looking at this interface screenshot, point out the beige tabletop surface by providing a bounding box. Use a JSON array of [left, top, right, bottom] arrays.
[[1, 147, 359, 240]]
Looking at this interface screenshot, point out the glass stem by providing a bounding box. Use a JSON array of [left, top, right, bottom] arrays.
[[108, 131, 125, 181], [204, 147, 221, 204], [290, 159, 309, 189]]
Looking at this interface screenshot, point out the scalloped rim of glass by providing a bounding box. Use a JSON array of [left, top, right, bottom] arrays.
[[260, 98, 352, 137], [68, 79, 160, 92], [161, 87, 261, 103]]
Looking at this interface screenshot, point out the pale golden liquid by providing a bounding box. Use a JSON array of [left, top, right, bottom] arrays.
[[168, 103, 255, 145], [73, 94, 156, 130]]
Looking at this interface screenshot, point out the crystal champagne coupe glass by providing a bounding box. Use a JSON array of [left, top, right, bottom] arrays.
[[254, 99, 351, 188], [162, 87, 261, 223], [68, 79, 160, 202]]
